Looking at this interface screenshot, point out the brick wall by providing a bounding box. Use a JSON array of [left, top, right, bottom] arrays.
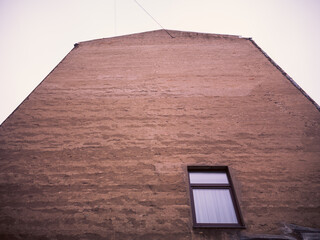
[[0, 30, 319, 240]]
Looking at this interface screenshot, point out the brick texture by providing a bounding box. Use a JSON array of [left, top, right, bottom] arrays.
[[0, 30, 319, 240]]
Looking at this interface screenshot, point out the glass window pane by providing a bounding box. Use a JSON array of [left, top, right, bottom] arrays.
[[189, 172, 229, 184], [193, 189, 238, 224]]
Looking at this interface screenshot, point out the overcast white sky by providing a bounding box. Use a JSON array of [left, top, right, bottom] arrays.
[[0, 0, 319, 124]]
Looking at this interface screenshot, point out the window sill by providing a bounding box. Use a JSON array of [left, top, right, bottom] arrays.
[[193, 224, 246, 229]]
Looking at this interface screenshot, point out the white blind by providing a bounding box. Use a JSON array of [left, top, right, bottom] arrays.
[[189, 172, 229, 184], [193, 189, 238, 224]]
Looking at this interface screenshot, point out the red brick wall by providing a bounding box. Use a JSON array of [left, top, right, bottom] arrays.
[[0, 30, 319, 240]]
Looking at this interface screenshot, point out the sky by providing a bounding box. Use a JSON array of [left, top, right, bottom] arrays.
[[0, 0, 319, 125]]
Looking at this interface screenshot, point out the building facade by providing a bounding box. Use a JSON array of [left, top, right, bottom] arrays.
[[0, 30, 319, 240]]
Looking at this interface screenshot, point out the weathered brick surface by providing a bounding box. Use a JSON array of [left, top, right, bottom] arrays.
[[0, 30, 319, 239]]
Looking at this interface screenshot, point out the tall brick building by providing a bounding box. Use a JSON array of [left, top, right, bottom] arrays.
[[0, 30, 319, 240]]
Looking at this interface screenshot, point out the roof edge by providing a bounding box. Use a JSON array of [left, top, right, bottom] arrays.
[[0, 45, 78, 127], [75, 29, 242, 46], [248, 38, 320, 111]]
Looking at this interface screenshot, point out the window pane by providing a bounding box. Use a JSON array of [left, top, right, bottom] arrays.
[[193, 189, 238, 224], [189, 172, 229, 184]]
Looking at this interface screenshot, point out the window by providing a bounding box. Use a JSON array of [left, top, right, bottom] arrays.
[[188, 166, 245, 228]]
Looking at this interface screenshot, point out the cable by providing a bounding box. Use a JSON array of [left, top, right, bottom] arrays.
[[114, 0, 117, 35], [134, 0, 174, 38]]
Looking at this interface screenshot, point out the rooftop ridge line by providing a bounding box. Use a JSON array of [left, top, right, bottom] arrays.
[[75, 29, 242, 45]]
